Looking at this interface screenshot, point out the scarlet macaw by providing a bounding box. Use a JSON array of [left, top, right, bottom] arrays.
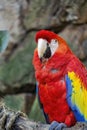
[[33, 30, 87, 130]]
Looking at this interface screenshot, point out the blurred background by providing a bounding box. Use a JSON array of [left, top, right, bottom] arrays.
[[0, 0, 87, 123]]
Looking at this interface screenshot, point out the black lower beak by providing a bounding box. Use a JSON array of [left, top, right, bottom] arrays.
[[40, 57, 43, 62], [40, 44, 51, 63], [43, 45, 51, 59]]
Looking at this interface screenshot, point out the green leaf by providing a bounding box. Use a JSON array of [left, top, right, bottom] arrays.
[[0, 30, 10, 53]]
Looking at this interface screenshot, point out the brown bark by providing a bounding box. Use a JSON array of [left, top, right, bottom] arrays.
[[0, 102, 87, 130], [0, 83, 36, 97], [0, 102, 86, 130]]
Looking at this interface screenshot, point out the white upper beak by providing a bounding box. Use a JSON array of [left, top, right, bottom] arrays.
[[37, 38, 47, 58]]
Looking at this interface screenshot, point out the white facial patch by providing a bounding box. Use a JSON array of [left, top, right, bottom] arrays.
[[49, 39, 58, 56], [38, 38, 47, 58]]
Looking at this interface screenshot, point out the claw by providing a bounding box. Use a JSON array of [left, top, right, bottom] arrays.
[[49, 121, 59, 130], [49, 121, 67, 130], [55, 123, 67, 130]]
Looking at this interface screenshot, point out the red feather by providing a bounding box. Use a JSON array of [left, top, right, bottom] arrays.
[[35, 30, 58, 43]]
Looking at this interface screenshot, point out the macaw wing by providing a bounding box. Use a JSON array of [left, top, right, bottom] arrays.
[[65, 71, 87, 121]]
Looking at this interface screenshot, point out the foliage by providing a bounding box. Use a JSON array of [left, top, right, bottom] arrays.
[[0, 33, 36, 86], [4, 94, 24, 111], [0, 31, 9, 52], [29, 97, 45, 123]]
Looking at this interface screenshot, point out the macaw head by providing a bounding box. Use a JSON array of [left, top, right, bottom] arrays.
[[35, 30, 71, 63]]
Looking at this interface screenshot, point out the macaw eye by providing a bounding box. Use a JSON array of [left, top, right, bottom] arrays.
[[49, 39, 59, 56], [54, 39, 58, 43], [50, 39, 58, 46], [51, 39, 57, 45]]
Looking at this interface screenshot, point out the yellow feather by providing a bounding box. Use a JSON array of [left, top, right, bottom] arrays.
[[68, 71, 87, 120]]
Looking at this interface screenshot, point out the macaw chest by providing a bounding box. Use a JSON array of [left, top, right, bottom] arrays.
[[38, 80, 71, 122]]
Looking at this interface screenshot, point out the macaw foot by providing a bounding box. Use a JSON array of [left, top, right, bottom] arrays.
[[49, 121, 67, 130]]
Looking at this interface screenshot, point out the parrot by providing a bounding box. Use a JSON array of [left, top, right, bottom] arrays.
[[33, 30, 87, 130]]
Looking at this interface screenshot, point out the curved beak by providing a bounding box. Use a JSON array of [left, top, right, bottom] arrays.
[[37, 39, 51, 62], [37, 39, 47, 59]]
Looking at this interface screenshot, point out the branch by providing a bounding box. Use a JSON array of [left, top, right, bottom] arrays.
[[0, 83, 36, 96], [0, 103, 87, 130], [13, 120, 87, 130]]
